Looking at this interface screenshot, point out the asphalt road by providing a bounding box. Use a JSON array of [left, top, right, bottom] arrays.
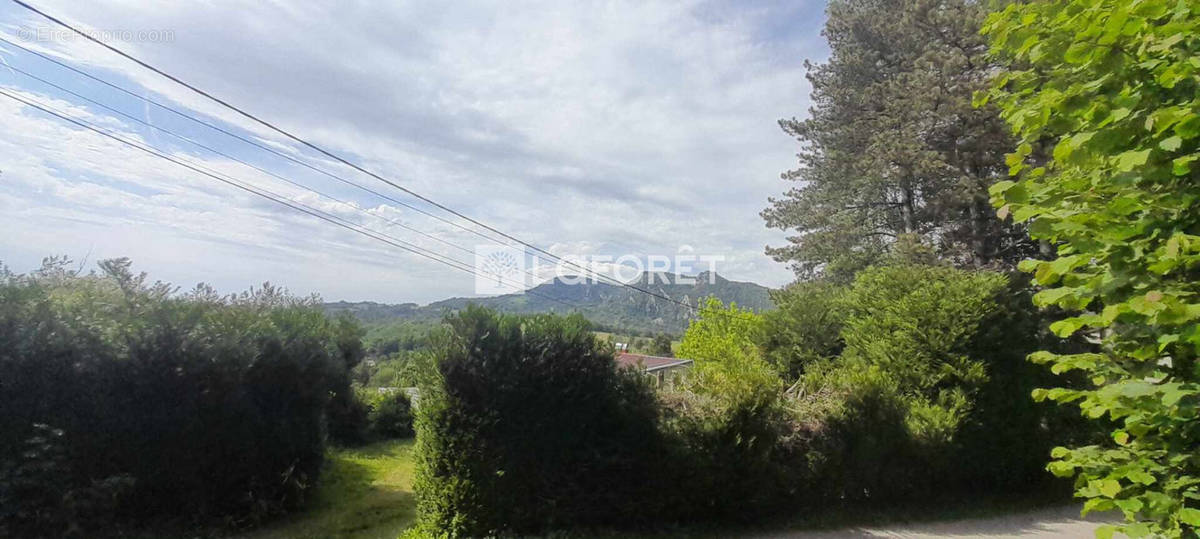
[[756, 505, 1118, 538]]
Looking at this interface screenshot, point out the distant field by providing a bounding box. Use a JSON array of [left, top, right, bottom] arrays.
[[592, 331, 681, 355], [236, 440, 416, 539]]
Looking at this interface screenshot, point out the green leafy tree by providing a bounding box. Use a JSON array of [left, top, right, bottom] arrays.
[[764, 0, 1034, 281], [678, 298, 780, 405], [650, 333, 674, 357], [984, 1, 1200, 536]]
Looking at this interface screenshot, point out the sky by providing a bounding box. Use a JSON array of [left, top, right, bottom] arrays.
[[0, 0, 829, 304]]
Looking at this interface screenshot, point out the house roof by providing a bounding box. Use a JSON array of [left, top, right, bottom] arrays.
[[616, 352, 693, 373]]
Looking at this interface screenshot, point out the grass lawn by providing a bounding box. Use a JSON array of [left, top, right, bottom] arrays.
[[236, 439, 417, 539]]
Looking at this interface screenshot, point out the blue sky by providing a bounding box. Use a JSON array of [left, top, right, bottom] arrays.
[[0, 0, 829, 303]]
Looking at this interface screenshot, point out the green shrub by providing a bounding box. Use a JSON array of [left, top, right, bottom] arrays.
[[663, 299, 804, 520], [761, 281, 846, 380], [327, 389, 371, 445], [411, 306, 663, 536], [0, 258, 361, 532], [369, 390, 414, 439], [792, 362, 919, 501], [678, 298, 779, 404], [838, 264, 1006, 396], [0, 424, 135, 538], [650, 333, 674, 357], [792, 264, 1085, 499]]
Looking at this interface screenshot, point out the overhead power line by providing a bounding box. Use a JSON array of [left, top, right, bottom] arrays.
[[6, 0, 744, 320], [1, 57, 557, 287], [0, 34, 512, 249], [0, 87, 575, 309]]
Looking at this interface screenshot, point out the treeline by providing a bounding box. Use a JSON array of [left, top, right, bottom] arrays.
[[0, 258, 368, 537]]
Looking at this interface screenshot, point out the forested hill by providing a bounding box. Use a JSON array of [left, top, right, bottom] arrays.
[[323, 271, 773, 334]]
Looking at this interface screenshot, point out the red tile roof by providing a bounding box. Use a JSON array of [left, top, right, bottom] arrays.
[[616, 352, 693, 372]]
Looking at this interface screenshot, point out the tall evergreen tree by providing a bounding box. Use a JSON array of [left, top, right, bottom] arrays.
[[763, 0, 1036, 280]]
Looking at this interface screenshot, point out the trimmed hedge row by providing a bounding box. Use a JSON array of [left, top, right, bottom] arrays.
[[0, 258, 362, 536]]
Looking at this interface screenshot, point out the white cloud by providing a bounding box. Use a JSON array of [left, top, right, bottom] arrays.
[[0, 0, 827, 303]]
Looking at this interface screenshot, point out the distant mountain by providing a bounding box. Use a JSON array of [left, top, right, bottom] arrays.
[[323, 271, 773, 334]]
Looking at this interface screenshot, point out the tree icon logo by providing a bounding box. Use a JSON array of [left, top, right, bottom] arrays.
[[474, 246, 526, 294]]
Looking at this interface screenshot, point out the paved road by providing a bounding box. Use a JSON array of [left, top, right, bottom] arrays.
[[756, 505, 1118, 538]]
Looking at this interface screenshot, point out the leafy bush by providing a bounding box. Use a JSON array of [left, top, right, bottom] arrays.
[[0, 258, 362, 532], [650, 333, 674, 357], [356, 349, 435, 389], [0, 424, 135, 538], [761, 281, 846, 380], [985, 1, 1200, 535], [327, 389, 371, 446], [369, 390, 415, 439], [792, 264, 1083, 499], [792, 362, 919, 501], [411, 306, 663, 536], [678, 298, 779, 405], [663, 299, 804, 520]]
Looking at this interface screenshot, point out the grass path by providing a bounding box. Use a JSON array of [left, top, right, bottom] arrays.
[[236, 439, 416, 539], [229, 440, 1114, 539]]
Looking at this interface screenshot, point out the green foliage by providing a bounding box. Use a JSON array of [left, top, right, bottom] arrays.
[[328, 383, 372, 446], [0, 424, 134, 538], [761, 281, 846, 380], [406, 268, 1079, 533], [764, 0, 1034, 280], [679, 298, 781, 406], [650, 333, 675, 357], [793, 362, 922, 501], [984, 0, 1200, 536], [410, 306, 662, 536], [0, 257, 361, 532], [369, 391, 415, 440], [793, 264, 1081, 499], [839, 264, 1005, 397], [655, 386, 805, 522], [355, 350, 435, 389], [362, 319, 437, 357], [664, 300, 802, 519]]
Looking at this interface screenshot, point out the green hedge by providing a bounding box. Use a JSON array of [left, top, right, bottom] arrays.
[[0, 258, 362, 536], [411, 306, 663, 536]]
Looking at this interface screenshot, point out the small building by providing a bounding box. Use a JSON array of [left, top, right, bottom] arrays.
[[615, 352, 693, 386]]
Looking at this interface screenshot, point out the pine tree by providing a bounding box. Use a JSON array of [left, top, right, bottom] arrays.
[[763, 0, 1036, 280]]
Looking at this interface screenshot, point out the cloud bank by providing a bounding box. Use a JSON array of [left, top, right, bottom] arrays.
[[0, 0, 827, 303]]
